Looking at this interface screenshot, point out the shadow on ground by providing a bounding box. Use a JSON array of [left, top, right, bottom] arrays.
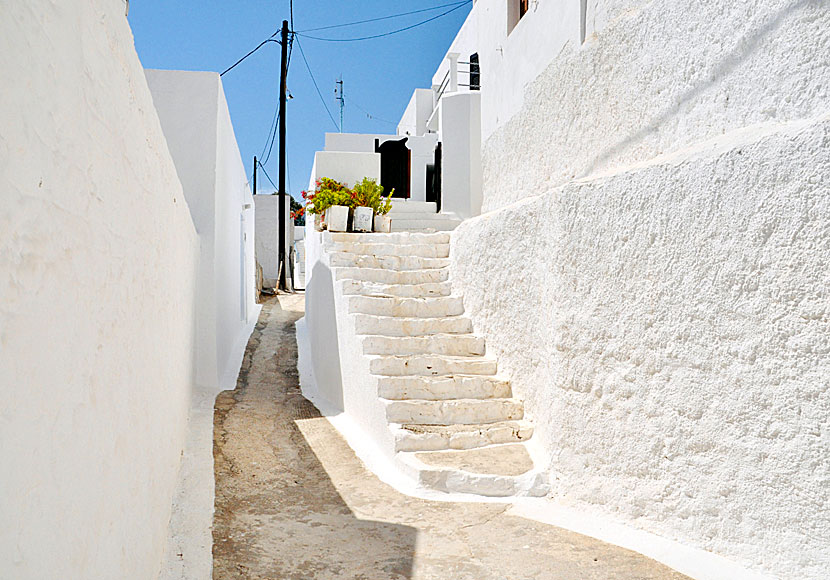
[[213, 295, 417, 580]]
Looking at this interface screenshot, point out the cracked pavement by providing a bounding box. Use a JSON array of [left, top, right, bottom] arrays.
[[212, 294, 690, 579]]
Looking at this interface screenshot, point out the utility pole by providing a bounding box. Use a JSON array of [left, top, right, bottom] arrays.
[[252, 156, 257, 195], [335, 77, 344, 133], [278, 19, 292, 291]]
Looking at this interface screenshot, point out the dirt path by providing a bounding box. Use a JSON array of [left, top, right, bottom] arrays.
[[212, 294, 689, 580]]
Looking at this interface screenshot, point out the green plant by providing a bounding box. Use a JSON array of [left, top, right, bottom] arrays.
[[302, 177, 352, 215], [351, 177, 394, 215]]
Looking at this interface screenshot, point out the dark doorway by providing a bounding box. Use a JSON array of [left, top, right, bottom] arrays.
[[375, 137, 411, 199], [426, 142, 442, 212]]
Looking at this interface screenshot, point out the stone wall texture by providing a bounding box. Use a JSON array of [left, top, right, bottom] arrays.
[[482, 0, 828, 211], [452, 0, 830, 577], [0, 1, 199, 578]]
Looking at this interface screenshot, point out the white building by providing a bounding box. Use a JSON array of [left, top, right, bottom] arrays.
[[146, 69, 259, 392], [0, 5, 257, 579], [301, 1, 830, 579]]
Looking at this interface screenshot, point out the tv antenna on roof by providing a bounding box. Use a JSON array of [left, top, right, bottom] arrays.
[[335, 77, 344, 133]]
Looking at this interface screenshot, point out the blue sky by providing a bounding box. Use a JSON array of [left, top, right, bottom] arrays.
[[129, 1, 471, 200]]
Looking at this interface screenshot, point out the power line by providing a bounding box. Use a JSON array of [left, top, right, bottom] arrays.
[[297, 1, 468, 33], [351, 101, 397, 126], [258, 160, 279, 191], [295, 1, 470, 42], [294, 36, 340, 130], [220, 37, 279, 76]]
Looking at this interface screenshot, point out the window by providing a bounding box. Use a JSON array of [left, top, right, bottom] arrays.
[[520, 0, 529, 19]]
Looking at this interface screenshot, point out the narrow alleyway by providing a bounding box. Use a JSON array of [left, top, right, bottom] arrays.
[[212, 295, 690, 580]]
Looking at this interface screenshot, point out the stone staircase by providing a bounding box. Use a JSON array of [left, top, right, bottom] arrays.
[[388, 200, 461, 232], [325, 231, 548, 497]]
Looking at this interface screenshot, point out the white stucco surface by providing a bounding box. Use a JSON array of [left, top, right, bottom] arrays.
[[439, 92, 482, 219], [145, 69, 258, 391], [145, 69, 260, 579], [433, 0, 581, 141], [452, 116, 830, 579], [480, 0, 830, 211], [255, 195, 280, 286], [310, 151, 380, 189], [0, 2, 199, 578]]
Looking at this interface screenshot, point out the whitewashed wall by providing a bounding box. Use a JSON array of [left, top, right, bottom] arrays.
[[480, 0, 830, 211], [433, 0, 581, 142], [146, 70, 258, 391], [255, 195, 280, 286], [0, 2, 199, 579], [450, 0, 830, 578], [254, 193, 294, 288]]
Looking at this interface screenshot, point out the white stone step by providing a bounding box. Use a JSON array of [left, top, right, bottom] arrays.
[[385, 398, 523, 425], [393, 421, 534, 452], [377, 375, 512, 400], [339, 279, 451, 298], [325, 242, 450, 258], [399, 444, 549, 497], [369, 354, 497, 377], [334, 267, 449, 285], [326, 231, 450, 245], [362, 334, 484, 356], [328, 252, 450, 271], [389, 200, 437, 214], [353, 314, 473, 336], [348, 295, 464, 318], [391, 218, 461, 232]]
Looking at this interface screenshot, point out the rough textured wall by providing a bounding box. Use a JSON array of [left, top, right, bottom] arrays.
[[452, 118, 830, 578], [0, 2, 199, 579], [483, 0, 828, 211]]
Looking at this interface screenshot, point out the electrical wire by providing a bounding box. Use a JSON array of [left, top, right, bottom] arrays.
[[351, 101, 397, 125], [294, 36, 340, 130], [220, 37, 279, 76], [258, 160, 279, 191], [296, 1, 468, 33], [295, 1, 470, 42]]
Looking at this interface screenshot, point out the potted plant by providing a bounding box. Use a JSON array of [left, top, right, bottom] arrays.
[[303, 177, 351, 232], [351, 177, 381, 233], [372, 183, 394, 233]]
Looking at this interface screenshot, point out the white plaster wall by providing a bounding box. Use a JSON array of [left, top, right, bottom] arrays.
[[481, 0, 830, 211], [443, 1, 830, 576], [311, 150, 381, 188], [0, 2, 199, 579], [452, 117, 830, 579], [439, 92, 482, 219], [146, 69, 258, 391], [432, 0, 581, 141], [255, 195, 280, 286], [303, 230, 397, 457], [397, 88, 434, 137], [214, 79, 258, 383]]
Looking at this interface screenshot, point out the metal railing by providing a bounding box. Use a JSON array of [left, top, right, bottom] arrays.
[[432, 52, 480, 118]]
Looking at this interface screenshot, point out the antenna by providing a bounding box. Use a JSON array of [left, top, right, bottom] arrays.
[[335, 77, 344, 133]]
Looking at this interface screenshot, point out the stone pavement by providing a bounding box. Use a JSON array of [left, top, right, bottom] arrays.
[[212, 294, 690, 580]]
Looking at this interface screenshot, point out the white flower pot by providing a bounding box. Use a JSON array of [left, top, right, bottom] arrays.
[[326, 205, 350, 232], [374, 214, 392, 233], [352, 207, 374, 232]]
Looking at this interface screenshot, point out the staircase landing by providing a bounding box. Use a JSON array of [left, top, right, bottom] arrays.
[[388, 199, 461, 232]]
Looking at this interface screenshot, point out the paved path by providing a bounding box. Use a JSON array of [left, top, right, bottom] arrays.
[[213, 295, 690, 580]]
